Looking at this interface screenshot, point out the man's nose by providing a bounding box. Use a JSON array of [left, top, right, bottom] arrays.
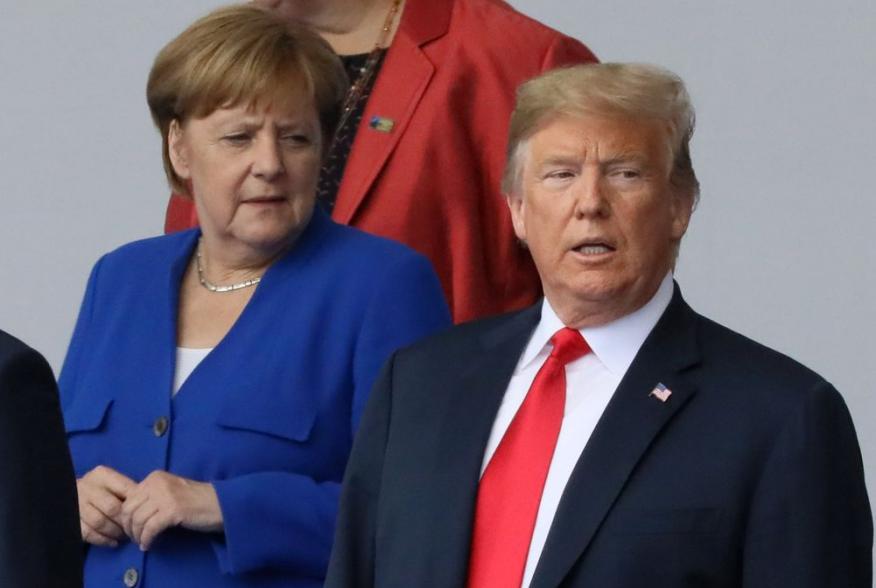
[[572, 168, 609, 219]]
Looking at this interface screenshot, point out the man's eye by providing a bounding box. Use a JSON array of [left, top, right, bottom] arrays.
[[545, 170, 575, 180], [608, 168, 642, 181]]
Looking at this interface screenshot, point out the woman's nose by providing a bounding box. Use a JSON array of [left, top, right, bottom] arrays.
[[251, 137, 285, 179]]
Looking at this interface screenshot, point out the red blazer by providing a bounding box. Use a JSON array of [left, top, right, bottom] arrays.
[[165, 0, 597, 323]]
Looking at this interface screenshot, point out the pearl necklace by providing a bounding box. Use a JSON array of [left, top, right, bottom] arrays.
[[196, 243, 262, 293]]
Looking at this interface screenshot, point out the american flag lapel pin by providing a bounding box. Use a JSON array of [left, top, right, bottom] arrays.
[[649, 382, 672, 403], [369, 115, 395, 133]]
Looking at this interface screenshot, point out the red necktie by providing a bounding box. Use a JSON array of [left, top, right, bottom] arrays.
[[467, 327, 590, 588]]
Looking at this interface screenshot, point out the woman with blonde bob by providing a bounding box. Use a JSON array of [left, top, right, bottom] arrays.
[[59, 5, 449, 587]]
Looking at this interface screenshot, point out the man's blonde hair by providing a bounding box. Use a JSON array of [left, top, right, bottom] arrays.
[[503, 63, 699, 206], [147, 4, 347, 194]]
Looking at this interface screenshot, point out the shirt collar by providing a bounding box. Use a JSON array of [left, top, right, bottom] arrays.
[[518, 273, 674, 376]]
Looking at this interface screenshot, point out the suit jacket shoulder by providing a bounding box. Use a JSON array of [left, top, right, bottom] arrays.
[[0, 329, 34, 366], [676, 304, 847, 438], [399, 302, 533, 350], [0, 330, 83, 588], [694, 312, 825, 387], [95, 227, 196, 278]]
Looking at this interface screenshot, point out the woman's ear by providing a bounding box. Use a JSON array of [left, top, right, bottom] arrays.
[[168, 119, 190, 180]]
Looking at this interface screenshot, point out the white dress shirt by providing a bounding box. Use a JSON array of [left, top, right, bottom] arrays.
[[479, 273, 674, 588], [172, 347, 213, 396]]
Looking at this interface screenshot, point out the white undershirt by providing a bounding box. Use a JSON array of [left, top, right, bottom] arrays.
[[480, 273, 674, 588], [172, 347, 213, 395]]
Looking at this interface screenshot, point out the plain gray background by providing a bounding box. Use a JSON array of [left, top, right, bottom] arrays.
[[2, 0, 874, 533]]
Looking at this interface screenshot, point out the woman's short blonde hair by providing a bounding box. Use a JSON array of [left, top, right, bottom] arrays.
[[503, 63, 700, 206], [147, 4, 348, 194]]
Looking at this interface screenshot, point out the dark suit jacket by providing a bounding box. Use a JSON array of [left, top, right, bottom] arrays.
[[164, 0, 597, 324], [0, 330, 82, 588], [326, 286, 872, 587]]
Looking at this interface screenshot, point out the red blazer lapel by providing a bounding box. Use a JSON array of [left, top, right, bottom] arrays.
[[331, 0, 451, 224]]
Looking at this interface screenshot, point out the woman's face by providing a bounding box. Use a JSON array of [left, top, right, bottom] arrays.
[[169, 97, 322, 255]]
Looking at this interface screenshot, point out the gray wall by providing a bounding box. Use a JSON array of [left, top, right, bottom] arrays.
[[2, 0, 874, 526]]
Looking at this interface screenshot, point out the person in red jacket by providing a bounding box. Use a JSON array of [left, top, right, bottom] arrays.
[[165, 0, 597, 323]]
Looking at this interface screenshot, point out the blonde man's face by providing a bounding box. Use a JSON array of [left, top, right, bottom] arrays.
[[507, 114, 692, 327]]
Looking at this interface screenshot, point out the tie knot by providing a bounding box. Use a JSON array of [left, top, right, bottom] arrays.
[[549, 327, 591, 365]]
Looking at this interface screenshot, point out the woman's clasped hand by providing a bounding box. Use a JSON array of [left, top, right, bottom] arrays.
[[77, 466, 222, 551]]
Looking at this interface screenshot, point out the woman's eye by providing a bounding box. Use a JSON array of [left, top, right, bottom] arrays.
[[222, 133, 251, 146], [281, 134, 311, 146]]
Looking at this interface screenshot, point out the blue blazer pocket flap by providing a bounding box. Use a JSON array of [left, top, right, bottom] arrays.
[[64, 396, 113, 434], [215, 395, 316, 443]]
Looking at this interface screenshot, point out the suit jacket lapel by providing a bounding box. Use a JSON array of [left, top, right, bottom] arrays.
[[332, 0, 451, 224], [424, 303, 542, 586], [530, 287, 702, 588]]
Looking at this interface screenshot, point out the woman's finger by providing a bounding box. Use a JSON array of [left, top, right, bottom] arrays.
[[80, 519, 119, 547], [87, 465, 136, 499], [130, 500, 160, 546], [120, 489, 150, 539], [80, 501, 126, 540], [138, 509, 173, 551], [90, 486, 126, 526]]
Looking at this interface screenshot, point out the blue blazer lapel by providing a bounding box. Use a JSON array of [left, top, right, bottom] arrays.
[[530, 286, 702, 588]]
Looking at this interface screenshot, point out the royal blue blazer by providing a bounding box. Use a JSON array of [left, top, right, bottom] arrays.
[[59, 209, 450, 587]]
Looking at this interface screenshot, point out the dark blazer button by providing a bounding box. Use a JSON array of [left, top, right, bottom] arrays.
[[123, 567, 139, 587], [153, 416, 169, 437]]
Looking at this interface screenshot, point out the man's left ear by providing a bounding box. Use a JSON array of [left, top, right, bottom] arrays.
[[167, 119, 191, 180], [505, 192, 527, 242], [670, 190, 694, 240]]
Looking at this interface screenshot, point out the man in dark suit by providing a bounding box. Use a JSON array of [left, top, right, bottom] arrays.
[[325, 63, 872, 587], [0, 329, 82, 587]]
